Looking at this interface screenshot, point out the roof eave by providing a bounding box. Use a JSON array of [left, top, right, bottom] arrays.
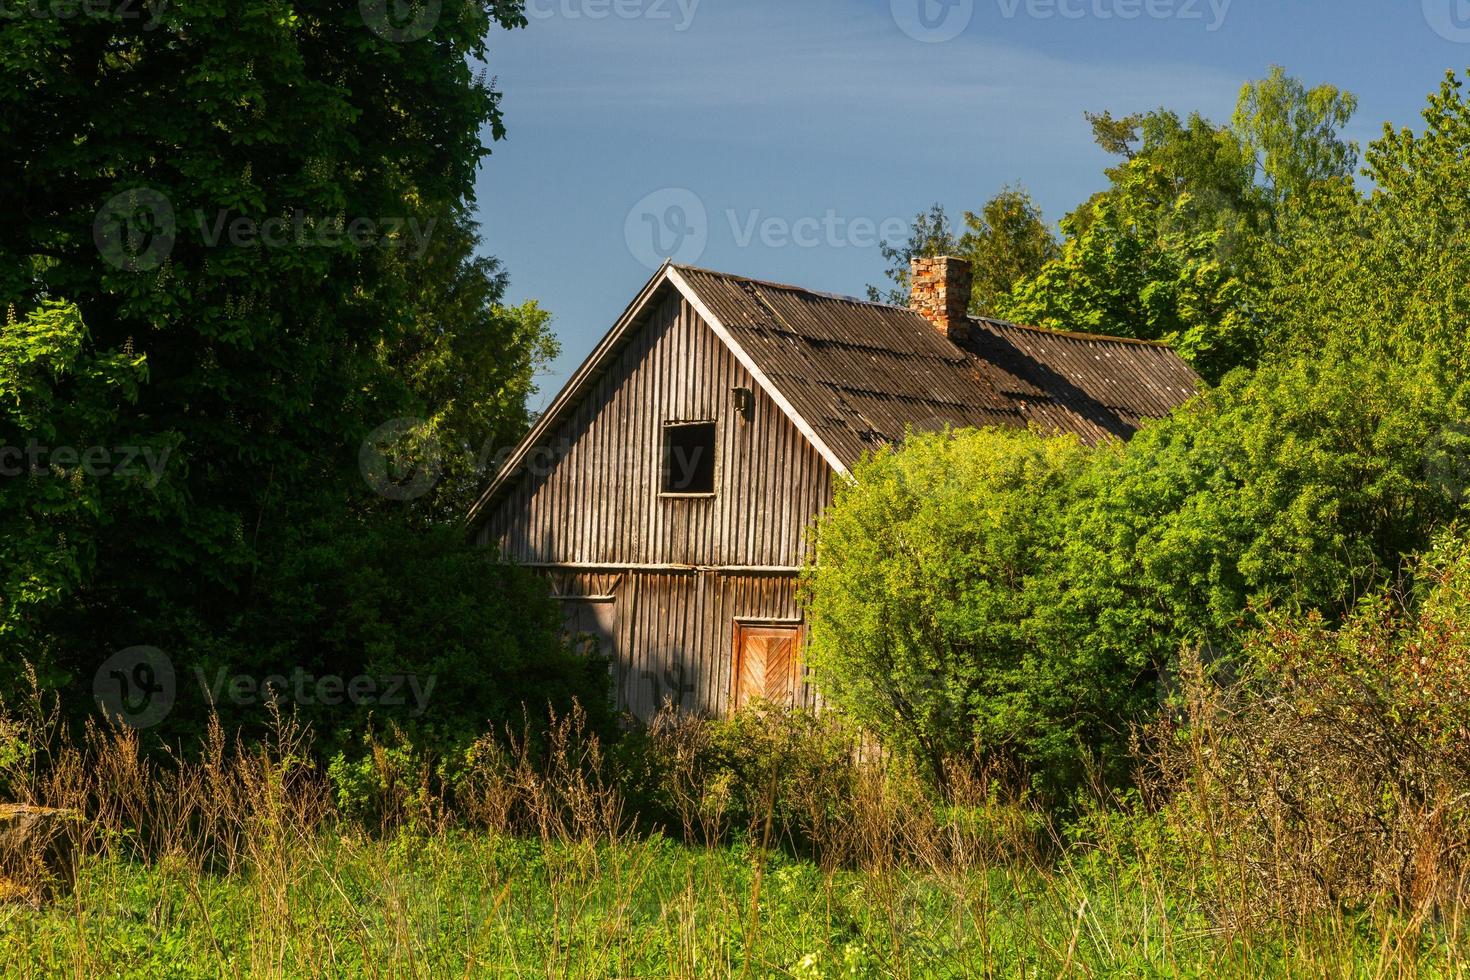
[[465, 260, 675, 528], [665, 266, 851, 480], [465, 263, 852, 531]]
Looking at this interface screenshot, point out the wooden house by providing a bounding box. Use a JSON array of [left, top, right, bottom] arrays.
[[468, 257, 1199, 718]]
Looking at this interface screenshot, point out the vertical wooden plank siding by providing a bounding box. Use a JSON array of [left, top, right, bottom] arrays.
[[609, 571, 812, 717], [479, 288, 834, 717], [481, 290, 834, 568]]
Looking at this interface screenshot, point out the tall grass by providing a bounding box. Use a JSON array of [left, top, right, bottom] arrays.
[[0, 678, 1466, 976]]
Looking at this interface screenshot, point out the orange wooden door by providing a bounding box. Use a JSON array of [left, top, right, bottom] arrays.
[[732, 623, 803, 710]]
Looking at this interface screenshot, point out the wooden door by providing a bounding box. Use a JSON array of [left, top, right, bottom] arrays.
[[732, 623, 803, 711]]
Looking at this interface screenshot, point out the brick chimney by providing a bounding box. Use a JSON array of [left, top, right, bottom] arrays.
[[909, 256, 973, 341]]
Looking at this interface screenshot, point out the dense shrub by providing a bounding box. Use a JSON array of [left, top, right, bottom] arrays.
[[804, 353, 1469, 804], [801, 427, 1092, 797], [619, 705, 874, 858], [1045, 350, 1470, 705], [158, 517, 616, 783], [1147, 532, 1470, 922]]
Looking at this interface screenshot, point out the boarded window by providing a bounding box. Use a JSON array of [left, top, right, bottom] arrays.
[[661, 421, 716, 495], [732, 622, 804, 710]]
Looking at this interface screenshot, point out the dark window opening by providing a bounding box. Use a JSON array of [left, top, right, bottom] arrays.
[[661, 421, 716, 495]]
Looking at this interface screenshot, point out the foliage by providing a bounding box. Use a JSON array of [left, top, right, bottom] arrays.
[[618, 705, 889, 859], [996, 165, 1262, 382], [1, 701, 1468, 976], [381, 212, 561, 521], [867, 189, 1058, 315], [1077, 106, 1263, 245], [1233, 65, 1359, 204], [11, 825, 1470, 977], [805, 349, 1469, 800], [801, 427, 1093, 796], [957, 186, 1060, 315], [0, 302, 168, 685], [997, 69, 1358, 381], [1266, 70, 1470, 373], [1041, 352, 1468, 728], [1149, 531, 1470, 922], [190, 517, 614, 764], [0, 0, 590, 741], [867, 69, 1359, 381], [865, 108, 1273, 382]]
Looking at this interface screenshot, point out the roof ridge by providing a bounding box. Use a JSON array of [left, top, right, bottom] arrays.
[[973, 316, 1174, 349], [674, 263, 910, 312], [677, 264, 1175, 346]]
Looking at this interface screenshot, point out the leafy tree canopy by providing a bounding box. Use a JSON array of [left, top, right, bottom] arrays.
[[1266, 70, 1470, 372], [0, 1, 589, 747], [872, 69, 1360, 383], [868, 188, 1059, 315]]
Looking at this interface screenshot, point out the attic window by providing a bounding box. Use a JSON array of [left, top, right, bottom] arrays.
[[661, 421, 716, 496]]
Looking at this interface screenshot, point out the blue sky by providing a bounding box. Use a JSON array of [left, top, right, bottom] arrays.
[[473, 0, 1466, 405]]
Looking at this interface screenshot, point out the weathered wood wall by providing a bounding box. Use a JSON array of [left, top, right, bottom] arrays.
[[481, 289, 834, 568], [479, 287, 835, 716], [556, 571, 814, 717]]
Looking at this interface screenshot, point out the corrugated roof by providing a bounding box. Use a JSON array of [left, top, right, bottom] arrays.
[[676, 265, 1200, 464], [467, 263, 1201, 525], [677, 266, 1023, 464]]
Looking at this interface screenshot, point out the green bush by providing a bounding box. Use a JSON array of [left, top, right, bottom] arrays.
[[1145, 530, 1470, 920], [801, 427, 1092, 797], [172, 516, 615, 770], [803, 353, 1469, 804], [1047, 352, 1469, 696], [618, 705, 866, 853]]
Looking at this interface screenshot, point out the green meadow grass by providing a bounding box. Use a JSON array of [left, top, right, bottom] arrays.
[[0, 829, 1457, 979]]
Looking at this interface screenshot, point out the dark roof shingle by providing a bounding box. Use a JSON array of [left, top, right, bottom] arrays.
[[676, 265, 1199, 465], [468, 263, 1201, 525]]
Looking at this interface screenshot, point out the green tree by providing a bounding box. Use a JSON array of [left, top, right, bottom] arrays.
[[805, 353, 1469, 800], [997, 164, 1262, 383], [999, 69, 1357, 380], [1265, 70, 1470, 372], [1077, 108, 1262, 245], [0, 2, 590, 740], [994, 109, 1265, 378], [812, 72, 1470, 804], [205, 517, 613, 754], [1234, 65, 1359, 204], [380, 212, 560, 521], [957, 186, 1060, 315]]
